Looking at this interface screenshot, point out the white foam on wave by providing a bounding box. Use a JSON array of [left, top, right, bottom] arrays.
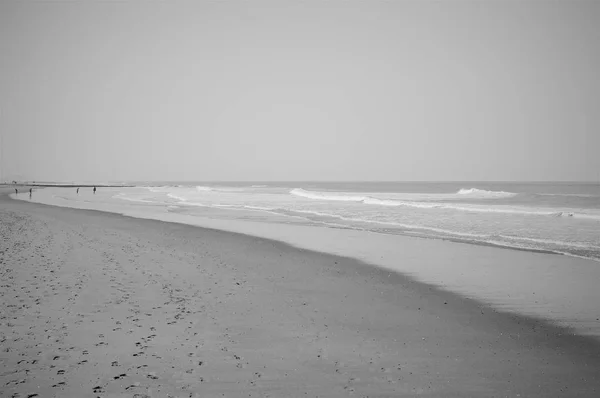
[[248, 206, 278, 214], [285, 208, 599, 258], [443, 204, 567, 216], [287, 209, 491, 239], [167, 193, 189, 202], [290, 189, 440, 208], [290, 188, 367, 202], [202, 204, 489, 239], [556, 251, 600, 263], [196, 185, 247, 193], [147, 187, 172, 193], [456, 188, 517, 198], [289, 188, 594, 218], [443, 205, 600, 220], [210, 204, 292, 218], [112, 193, 156, 204], [362, 197, 441, 208], [498, 235, 600, 250], [290, 187, 518, 204]]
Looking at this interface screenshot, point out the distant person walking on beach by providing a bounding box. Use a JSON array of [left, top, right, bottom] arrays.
[[77, 187, 79, 195], [93, 186, 97, 194], [29, 188, 32, 198], [14, 188, 17, 195]]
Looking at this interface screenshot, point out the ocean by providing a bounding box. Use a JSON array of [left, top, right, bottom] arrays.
[[114, 181, 600, 262]]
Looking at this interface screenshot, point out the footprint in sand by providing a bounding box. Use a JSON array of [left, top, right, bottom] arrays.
[[125, 382, 141, 390]]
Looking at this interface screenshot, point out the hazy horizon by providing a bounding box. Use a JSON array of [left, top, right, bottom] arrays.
[[1, 1, 599, 182], [4, 179, 599, 185]]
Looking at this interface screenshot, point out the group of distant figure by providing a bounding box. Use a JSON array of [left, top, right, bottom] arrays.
[[76, 186, 96, 195], [14, 188, 33, 198], [14, 186, 97, 198]]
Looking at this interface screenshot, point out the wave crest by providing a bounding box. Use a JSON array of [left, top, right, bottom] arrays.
[[290, 188, 367, 202], [290, 189, 442, 209], [456, 188, 517, 198], [288, 188, 599, 218], [196, 185, 246, 193]]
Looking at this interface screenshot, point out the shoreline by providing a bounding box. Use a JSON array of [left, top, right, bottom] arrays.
[[10, 187, 600, 338], [2, 189, 600, 396], [0, 183, 133, 188], [3, 189, 600, 344], [11, 184, 600, 263]]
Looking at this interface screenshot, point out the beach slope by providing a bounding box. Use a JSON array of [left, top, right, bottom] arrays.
[[1, 192, 600, 397]]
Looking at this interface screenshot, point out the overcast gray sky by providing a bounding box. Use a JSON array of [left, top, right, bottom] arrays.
[[1, 1, 599, 182]]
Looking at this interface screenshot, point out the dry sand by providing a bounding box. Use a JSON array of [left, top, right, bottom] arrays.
[[1, 189, 600, 398]]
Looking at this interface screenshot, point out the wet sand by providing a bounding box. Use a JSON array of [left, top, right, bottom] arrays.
[[1, 189, 600, 397]]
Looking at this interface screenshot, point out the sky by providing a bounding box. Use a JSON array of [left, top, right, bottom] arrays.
[[1, 1, 599, 182]]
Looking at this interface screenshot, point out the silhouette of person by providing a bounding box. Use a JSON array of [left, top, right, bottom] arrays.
[[29, 188, 32, 198], [93, 186, 97, 194], [77, 187, 80, 194], [14, 188, 18, 195]]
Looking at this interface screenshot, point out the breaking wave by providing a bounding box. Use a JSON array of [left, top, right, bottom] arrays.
[[284, 209, 492, 239], [167, 193, 189, 202], [289, 188, 586, 216], [196, 186, 246, 193], [289, 188, 367, 202], [289, 188, 440, 208], [112, 193, 157, 204], [456, 188, 517, 198], [290, 188, 519, 203]]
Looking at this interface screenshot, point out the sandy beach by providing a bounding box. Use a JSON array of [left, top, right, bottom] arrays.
[[2, 189, 600, 398]]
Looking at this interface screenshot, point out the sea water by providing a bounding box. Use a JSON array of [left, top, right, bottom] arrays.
[[114, 181, 600, 262]]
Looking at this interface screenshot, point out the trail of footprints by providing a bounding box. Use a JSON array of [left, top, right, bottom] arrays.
[[1, 210, 266, 398], [5, 207, 404, 397]]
